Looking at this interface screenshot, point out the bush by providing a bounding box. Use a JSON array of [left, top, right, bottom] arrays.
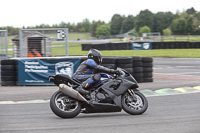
[[163, 28, 172, 36], [95, 24, 110, 38], [139, 25, 151, 36]]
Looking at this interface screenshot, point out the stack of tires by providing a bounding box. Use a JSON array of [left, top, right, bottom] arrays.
[[142, 57, 153, 82], [116, 57, 133, 76], [101, 57, 117, 69], [82, 42, 131, 51], [1, 59, 18, 86], [115, 56, 153, 83], [132, 57, 144, 83]]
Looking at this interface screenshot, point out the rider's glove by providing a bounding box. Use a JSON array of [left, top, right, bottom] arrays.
[[110, 69, 121, 75], [110, 69, 115, 74], [114, 70, 121, 75]]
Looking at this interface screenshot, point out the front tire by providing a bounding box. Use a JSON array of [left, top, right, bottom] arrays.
[[122, 90, 148, 115], [50, 91, 81, 118]]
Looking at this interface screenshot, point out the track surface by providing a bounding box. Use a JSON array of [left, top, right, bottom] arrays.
[[0, 58, 200, 133], [1, 93, 200, 133]]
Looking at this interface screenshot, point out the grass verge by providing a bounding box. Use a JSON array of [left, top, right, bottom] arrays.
[[52, 42, 200, 58], [7, 41, 200, 58]]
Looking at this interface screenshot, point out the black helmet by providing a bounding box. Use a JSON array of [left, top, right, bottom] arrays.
[[88, 49, 102, 64]]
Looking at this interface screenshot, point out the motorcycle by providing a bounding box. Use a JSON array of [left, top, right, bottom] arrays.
[[49, 68, 148, 118]]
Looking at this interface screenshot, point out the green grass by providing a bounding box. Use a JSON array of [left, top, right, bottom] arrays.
[[8, 41, 200, 58], [96, 49, 200, 58], [70, 49, 200, 58], [51, 42, 200, 58], [68, 33, 90, 40], [6, 33, 200, 58]]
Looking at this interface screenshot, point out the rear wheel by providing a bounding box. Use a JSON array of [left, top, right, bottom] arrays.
[[122, 90, 148, 115], [50, 91, 81, 118]]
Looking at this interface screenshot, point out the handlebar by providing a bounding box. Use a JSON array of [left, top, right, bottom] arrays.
[[116, 68, 126, 77]]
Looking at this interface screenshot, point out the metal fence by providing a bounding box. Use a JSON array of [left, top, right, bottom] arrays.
[[131, 35, 200, 42], [0, 30, 8, 59], [161, 35, 200, 42], [13, 28, 68, 57], [0, 30, 8, 82]]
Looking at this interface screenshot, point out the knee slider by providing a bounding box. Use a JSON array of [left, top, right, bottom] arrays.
[[92, 74, 101, 82]]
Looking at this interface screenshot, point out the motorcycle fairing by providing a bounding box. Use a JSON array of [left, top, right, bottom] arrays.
[[100, 78, 137, 96], [82, 95, 122, 113]]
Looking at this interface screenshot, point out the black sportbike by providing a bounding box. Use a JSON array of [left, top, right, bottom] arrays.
[[49, 68, 148, 118]]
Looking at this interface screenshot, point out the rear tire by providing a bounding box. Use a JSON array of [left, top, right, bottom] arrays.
[[122, 91, 148, 115], [50, 91, 81, 118]]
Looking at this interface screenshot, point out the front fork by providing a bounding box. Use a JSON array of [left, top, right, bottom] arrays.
[[128, 89, 137, 102]]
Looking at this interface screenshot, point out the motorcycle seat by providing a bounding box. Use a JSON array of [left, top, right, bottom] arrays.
[[55, 74, 81, 85]]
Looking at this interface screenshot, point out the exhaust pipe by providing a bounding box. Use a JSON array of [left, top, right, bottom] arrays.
[[59, 84, 88, 102]]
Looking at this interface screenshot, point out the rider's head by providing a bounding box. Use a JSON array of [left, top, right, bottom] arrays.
[[88, 49, 102, 64]]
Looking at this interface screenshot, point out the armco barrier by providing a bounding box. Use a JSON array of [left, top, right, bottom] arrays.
[[0, 56, 153, 86], [82, 42, 200, 50]]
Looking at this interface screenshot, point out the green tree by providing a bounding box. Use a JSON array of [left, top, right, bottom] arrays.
[[35, 24, 51, 28], [121, 15, 135, 33], [154, 12, 175, 34], [74, 22, 82, 32], [139, 25, 151, 36], [186, 7, 196, 15], [90, 20, 105, 37], [0, 26, 19, 35], [82, 19, 90, 32], [95, 24, 110, 38], [66, 22, 76, 32], [110, 14, 123, 35], [186, 15, 194, 34], [192, 12, 200, 34], [58, 21, 67, 28], [171, 18, 187, 35], [135, 10, 154, 32], [163, 28, 172, 36]]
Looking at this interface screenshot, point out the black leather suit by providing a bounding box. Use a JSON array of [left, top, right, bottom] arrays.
[[72, 58, 116, 89]]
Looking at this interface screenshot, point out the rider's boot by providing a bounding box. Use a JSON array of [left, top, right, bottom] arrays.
[[76, 86, 89, 95], [76, 77, 98, 96]]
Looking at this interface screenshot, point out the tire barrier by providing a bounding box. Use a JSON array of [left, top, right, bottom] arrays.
[[142, 57, 153, 83], [102, 57, 117, 69], [1, 59, 18, 86], [82, 42, 131, 51], [132, 56, 143, 83], [82, 42, 200, 51], [116, 57, 133, 75], [0, 56, 153, 86]]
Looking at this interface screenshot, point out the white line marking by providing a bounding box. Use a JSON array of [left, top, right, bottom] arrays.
[[1, 91, 200, 105], [146, 91, 200, 97], [0, 100, 49, 105], [154, 72, 200, 76]]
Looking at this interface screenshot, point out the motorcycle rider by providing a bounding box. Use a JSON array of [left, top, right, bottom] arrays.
[[72, 49, 120, 95]]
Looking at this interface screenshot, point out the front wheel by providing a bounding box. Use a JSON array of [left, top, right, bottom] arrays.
[[50, 91, 82, 118], [122, 90, 148, 115]]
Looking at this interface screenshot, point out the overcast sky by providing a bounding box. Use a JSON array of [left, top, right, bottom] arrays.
[[0, 0, 199, 27]]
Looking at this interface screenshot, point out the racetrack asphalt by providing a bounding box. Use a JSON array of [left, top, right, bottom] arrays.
[[0, 93, 200, 133], [0, 58, 200, 133]]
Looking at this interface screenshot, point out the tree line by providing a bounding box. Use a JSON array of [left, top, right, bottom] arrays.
[[1, 7, 200, 37]]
